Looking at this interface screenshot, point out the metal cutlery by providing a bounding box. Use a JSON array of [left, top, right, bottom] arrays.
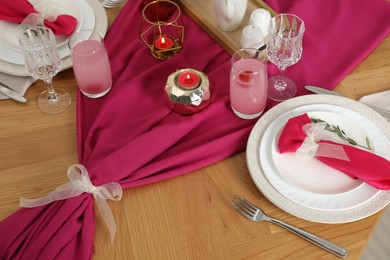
[[231, 195, 349, 258], [305, 85, 390, 119], [0, 82, 27, 103]]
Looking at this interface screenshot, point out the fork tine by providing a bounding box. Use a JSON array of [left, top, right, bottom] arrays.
[[233, 194, 258, 214], [232, 195, 259, 219], [236, 195, 258, 211], [231, 198, 254, 220]]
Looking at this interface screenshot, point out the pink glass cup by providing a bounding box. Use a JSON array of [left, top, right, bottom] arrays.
[[68, 30, 112, 98], [230, 48, 268, 119]]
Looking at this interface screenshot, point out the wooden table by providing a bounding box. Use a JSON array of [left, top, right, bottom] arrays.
[[1, 1, 389, 259]]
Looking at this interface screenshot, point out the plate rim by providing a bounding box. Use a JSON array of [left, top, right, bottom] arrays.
[[246, 94, 390, 223]]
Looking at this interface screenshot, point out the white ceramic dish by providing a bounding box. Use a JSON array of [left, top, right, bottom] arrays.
[[0, 0, 106, 76], [0, 0, 80, 52], [247, 95, 390, 223], [0, 0, 94, 65]]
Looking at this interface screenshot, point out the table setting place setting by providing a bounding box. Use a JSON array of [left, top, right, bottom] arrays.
[[1, 0, 390, 259]]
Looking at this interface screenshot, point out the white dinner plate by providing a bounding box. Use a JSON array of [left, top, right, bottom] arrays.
[[0, 0, 94, 65], [0, 0, 80, 53], [0, 0, 106, 76], [247, 94, 390, 223]]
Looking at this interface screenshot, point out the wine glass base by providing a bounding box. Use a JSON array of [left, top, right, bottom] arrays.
[[268, 76, 297, 101], [37, 89, 71, 115]]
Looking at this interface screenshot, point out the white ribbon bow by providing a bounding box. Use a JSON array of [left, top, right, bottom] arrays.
[[20, 164, 122, 243], [28, 0, 61, 21], [296, 122, 350, 161]]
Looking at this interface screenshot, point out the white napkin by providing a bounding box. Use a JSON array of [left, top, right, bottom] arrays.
[[359, 90, 390, 110], [0, 71, 36, 100]]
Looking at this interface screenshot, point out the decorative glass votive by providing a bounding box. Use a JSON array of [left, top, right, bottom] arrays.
[[140, 0, 184, 60], [164, 68, 210, 115]]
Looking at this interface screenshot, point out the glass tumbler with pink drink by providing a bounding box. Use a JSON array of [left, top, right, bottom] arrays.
[[68, 30, 112, 98], [230, 48, 268, 119]]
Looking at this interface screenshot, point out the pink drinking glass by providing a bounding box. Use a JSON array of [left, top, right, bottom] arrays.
[[68, 30, 112, 98], [230, 48, 268, 119]]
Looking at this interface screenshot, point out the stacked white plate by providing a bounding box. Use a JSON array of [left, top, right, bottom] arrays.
[[246, 95, 390, 224], [0, 0, 107, 76]]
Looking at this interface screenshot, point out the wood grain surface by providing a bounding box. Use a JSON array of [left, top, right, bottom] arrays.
[[1, 1, 389, 259]]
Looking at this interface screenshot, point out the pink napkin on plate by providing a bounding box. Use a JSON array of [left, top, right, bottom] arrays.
[[0, 0, 77, 35], [278, 113, 390, 190]]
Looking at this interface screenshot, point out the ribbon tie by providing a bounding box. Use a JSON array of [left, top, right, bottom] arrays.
[[20, 164, 122, 242], [296, 122, 350, 161]]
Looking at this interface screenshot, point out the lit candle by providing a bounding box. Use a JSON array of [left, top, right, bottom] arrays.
[[178, 71, 200, 88], [154, 35, 175, 50]]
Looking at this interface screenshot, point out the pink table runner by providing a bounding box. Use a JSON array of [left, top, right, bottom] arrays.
[[1, 0, 390, 259]]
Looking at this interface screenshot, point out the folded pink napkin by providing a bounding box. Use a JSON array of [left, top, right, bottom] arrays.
[[278, 113, 390, 190], [0, 0, 77, 35]]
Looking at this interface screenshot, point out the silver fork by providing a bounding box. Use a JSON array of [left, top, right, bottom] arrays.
[[232, 195, 349, 258]]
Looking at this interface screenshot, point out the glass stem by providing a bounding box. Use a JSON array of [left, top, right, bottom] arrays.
[[274, 66, 287, 91], [45, 79, 59, 103]]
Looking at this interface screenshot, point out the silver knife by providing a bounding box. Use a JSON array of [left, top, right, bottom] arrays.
[[0, 82, 27, 103], [305, 85, 344, 97], [305, 85, 390, 119]]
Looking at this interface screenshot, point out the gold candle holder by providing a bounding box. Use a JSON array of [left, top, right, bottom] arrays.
[[140, 0, 184, 60]]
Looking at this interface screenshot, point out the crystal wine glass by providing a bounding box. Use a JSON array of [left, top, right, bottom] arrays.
[[267, 14, 305, 101], [18, 26, 71, 114]]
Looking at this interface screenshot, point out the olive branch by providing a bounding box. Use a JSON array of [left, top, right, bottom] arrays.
[[310, 117, 372, 150]]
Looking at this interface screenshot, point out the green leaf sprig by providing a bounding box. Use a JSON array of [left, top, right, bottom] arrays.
[[310, 117, 372, 150]]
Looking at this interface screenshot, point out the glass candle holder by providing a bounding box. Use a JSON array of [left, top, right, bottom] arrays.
[[140, 0, 184, 60], [164, 68, 210, 115]]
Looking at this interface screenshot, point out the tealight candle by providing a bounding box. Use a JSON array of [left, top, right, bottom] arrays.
[[164, 68, 210, 115], [154, 35, 175, 50], [178, 71, 200, 89]]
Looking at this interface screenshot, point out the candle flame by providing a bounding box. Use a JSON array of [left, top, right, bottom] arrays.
[[186, 74, 191, 81], [161, 37, 166, 44]]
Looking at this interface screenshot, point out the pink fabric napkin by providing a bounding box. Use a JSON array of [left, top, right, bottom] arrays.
[[278, 113, 390, 190], [0, 0, 77, 35], [1, 0, 390, 259]]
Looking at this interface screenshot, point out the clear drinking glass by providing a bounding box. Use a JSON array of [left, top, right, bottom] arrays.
[[267, 14, 305, 101], [18, 26, 71, 114], [230, 48, 268, 119], [68, 29, 112, 98]]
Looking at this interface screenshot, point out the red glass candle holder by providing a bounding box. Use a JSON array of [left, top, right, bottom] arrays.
[[140, 0, 184, 60]]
